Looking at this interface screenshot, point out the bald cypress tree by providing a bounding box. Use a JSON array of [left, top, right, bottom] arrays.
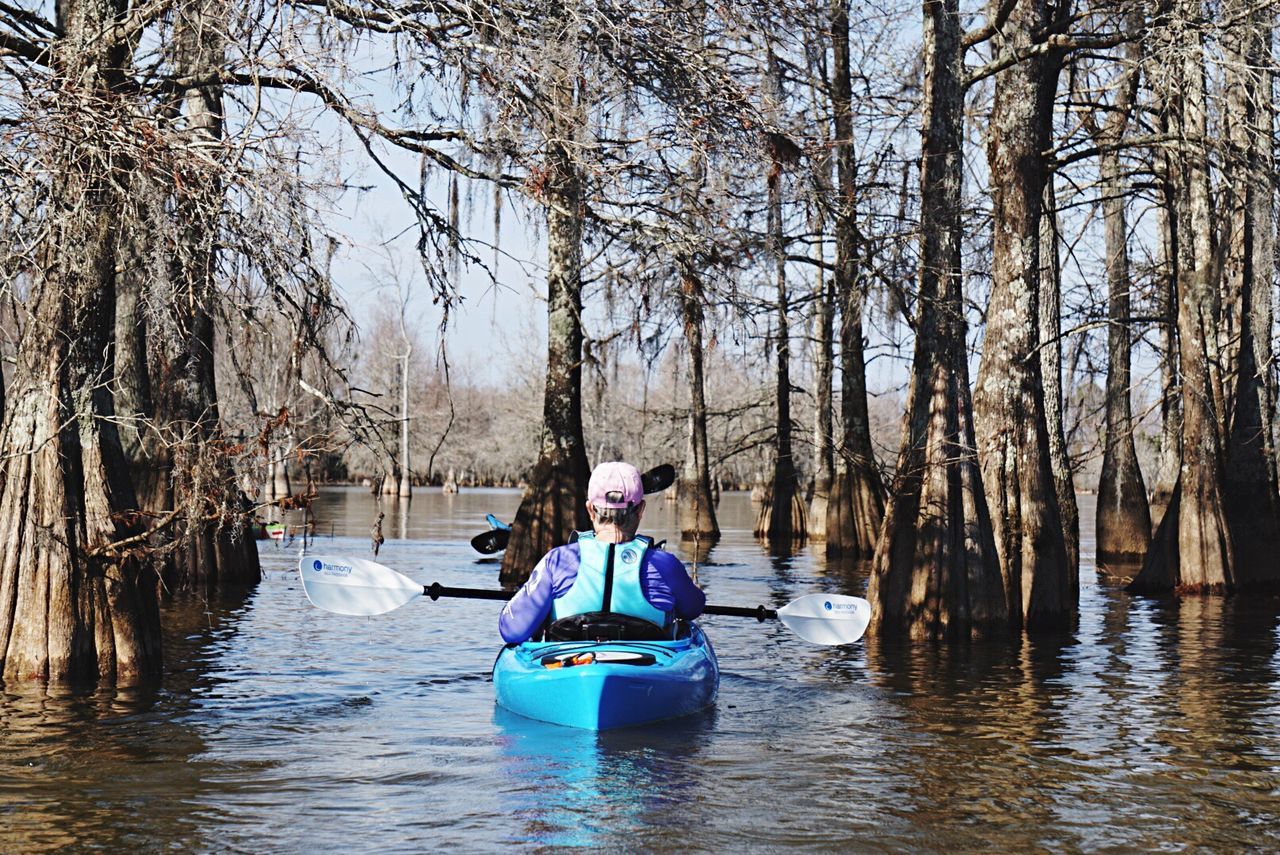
[[0, 0, 162, 682], [826, 0, 885, 559], [500, 33, 591, 582], [869, 0, 1007, 639], [972, 0, 1072, 631]]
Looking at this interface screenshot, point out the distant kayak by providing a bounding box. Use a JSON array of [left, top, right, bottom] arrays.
[[492, 623, 719, 730]]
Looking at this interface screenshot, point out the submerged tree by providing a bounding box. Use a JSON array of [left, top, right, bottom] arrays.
[[1085, 32, 1152, 566], [825, 0, 885, 559], [1219, 0, 1280, 588], [1039, 179, 1080, 578], [0, 0, 457, 680], [678, 262, 721, 543], [1133, 0, 1280, 592], [752, 46, 807, 549], [675, 0, 720, 545], [1131, 0, 1237, 592], [482, 3, 753, 579], [1146, 0, 1184, 527], [807, 181, 836, 540], [0, 0, 162, 682], [141, 0, 261, 594], [500, 17, 593, 582], [869, 0, 1007, 639], [971, 0, 1073, 630]]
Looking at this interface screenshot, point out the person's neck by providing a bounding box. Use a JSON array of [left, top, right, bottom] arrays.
[[593, 526, 635, 544]]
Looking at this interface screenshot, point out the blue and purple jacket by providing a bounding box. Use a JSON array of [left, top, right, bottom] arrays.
[[498, 539, 706, 643]]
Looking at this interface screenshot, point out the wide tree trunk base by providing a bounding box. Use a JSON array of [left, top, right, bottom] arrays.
[[807, 480, 830, 540], [753, 484, 807, 545], [1097, 460, 1152, 568], [1127, 478, 1262, 597], [161, 522, 261, 595], [1224, 441, 1280, 589], [825, 467, 883, 559], [0, 388, 162, 684], [677, 476, 719, 540], [870, 439, 1009, 639], [1128, 484, 1181, 595], [499, 452, 589, 585]]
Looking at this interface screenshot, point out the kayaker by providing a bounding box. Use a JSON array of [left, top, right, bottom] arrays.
[[499, 461, 706, 643]]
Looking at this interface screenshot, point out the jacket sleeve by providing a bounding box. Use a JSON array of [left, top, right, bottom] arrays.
[[498, 555, 554, 643], [651, 551, 706, 619]]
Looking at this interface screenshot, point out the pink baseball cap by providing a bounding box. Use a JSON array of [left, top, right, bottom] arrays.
[[587, 461, 644, 509]]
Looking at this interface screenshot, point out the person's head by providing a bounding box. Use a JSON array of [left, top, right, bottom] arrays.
[[586, 461, 646, 541]]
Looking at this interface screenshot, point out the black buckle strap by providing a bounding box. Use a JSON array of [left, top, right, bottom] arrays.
[[601, 542, 614, 613]]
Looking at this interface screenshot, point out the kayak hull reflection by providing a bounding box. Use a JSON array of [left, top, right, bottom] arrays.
[[492, 624, 719, 730]]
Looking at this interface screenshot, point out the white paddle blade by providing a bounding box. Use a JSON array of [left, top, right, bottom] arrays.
[[298, 555, 424, 616], [776, 594, 871, 646]]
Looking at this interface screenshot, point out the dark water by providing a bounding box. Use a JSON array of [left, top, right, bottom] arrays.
[[3, 489, 1279, 851]]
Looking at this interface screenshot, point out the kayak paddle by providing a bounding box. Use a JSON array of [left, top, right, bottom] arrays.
[[298, 554, 871, 646], [467, 463, 678, 555], [470, 527, 511, 555], [638, 463, 676, 494]]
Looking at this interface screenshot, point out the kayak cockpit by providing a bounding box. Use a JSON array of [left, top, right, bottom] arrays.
[[492, 623, 719, 730]]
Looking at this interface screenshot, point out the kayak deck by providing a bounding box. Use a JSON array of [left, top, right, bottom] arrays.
[[492, 624, 719, 730]]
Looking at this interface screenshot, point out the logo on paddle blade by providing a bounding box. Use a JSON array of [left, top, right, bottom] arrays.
[[314, 561, 352, 577]]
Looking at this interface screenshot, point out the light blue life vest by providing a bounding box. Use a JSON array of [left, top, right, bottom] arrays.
[[551, 532, 669, 629]]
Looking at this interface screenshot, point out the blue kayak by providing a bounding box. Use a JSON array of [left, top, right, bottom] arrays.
[[492, 624, 719, 730]]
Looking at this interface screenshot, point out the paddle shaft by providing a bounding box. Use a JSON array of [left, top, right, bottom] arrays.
[[702, 604, 778, 621], [426, 583, 512, 602], [424, 583, 778, 620]]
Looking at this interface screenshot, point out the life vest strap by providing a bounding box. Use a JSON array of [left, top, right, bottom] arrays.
[[601, 542, 615, 613]]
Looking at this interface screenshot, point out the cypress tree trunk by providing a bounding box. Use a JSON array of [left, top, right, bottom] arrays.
[[678, 267, 719, 541], [1172, 3, 1232, 590], [1096, 148, 1152, 565], [116, 219, 169, 522], [1151, 0, 1188, 529], [1221, 3, 1280, 587], [755, 123, 806, 546], [399, 349, 412, 497], [0, 0, 162, 683], [1091, 39, 1151, 566], [1151, 173, 1182, 527], [676, 0, 718, 543], [500, 59, 591, 583], [809, 242, 836, 539], [1253, 26, 1278, 483], [1131, 5, 1234, 593], [808, 65, 835, 540], [973, 0, 1072, 630], [1038, 179, 1080, 579], [868, 0, 1007, 639], [160, 0, 261, 593], [826, 0, 884, 558]]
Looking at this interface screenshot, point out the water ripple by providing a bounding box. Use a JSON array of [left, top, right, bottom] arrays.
[[0, 491, 1278, 851]]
